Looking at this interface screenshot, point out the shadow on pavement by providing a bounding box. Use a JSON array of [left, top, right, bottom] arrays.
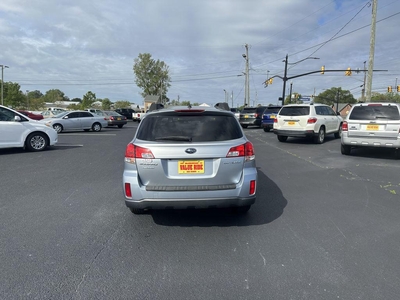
[[150, 168, 287, 227]]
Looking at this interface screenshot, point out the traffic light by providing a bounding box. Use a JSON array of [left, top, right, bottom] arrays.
[[265, 78, 273, 85], [397, 85, 400, 92], [345, 67, 352, 76], [388, 86, 392, 93], [321, 65, 325, 75]]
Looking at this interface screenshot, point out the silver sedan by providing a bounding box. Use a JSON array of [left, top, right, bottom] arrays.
[[40, 111, 108, 133]]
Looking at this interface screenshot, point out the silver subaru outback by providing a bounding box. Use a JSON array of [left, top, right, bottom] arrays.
[[122, 104, 257, 214]]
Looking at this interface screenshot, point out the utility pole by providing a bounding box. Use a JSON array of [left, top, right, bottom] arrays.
[[289, 82, 293, 104], [1, 64, 9, 106], [243, 44, 250, 106], [361, 61, 367, 101], [366, 0, 378, 102], [231, 91, 233, 108], [281, 54, 288, 106]]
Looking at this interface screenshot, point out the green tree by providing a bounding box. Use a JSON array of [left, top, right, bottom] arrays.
[[43, 89, 67, 103], [114, 100, 132, 109], [370, 92, 400, 103], [80, 91, 96, 109], [3, 82, 25, 108], [27, 90, 45, 110], [314, 87, 356, 105], [133, 53, 171, 99], [101, 98, 112, 110]]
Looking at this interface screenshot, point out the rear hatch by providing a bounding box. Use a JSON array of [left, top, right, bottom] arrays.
[[262, 107, 281, 122], [276, 106, 310, 129], [346, 104, 400, 139], [240, 108, 257, 121], [133, 111, 248, 190]]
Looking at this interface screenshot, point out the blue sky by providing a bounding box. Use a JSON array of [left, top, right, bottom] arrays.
[[0, 0, 399, 107]]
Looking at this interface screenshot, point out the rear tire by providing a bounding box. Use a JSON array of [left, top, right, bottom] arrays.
[[334, 123, 342, 139], [241, 124, 248, 129], [394, 149, 400, 159], [92, 123, 102, 132], [25, 132, 48, 151], [263, 127, 270, 132], [314, 127, 325, 144], [118, 125, 123, 128], [341, 144, 351, 155], [277, 135, 288, 142]]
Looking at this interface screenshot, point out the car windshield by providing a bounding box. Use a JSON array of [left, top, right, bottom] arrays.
[[53, 111, 69, 118], [349, 105, 400, 120], [279, 106, 310, 116], [136, 113, 243, 142], [105, 111, 120, 116]]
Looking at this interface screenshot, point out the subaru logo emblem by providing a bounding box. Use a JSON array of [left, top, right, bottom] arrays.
[[185, 148, 197, 154]]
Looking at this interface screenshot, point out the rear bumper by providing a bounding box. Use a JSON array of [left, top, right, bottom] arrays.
[[342, 134, 400, 148], [274, 129, 316, 138]]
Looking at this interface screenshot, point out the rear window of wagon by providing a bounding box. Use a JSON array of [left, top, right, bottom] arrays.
[[349, 106, 400, 120], [137, 113, 243, 142]]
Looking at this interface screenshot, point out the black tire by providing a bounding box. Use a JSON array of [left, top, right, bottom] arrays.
[[334, 123, 342, 139], [241, 124, 248, 129], [92, 123, 102, 132], [118, 125, 123, 128], [263, 127, 270, 132], [25, 132, 48, 151], [53, 124, 63, 133], [341, 144, 351, 155], [232, 205, 251, 214], [314, 126, 325, 144], [83, 129, 90, 132], [277, 135, 288, 142], [129, 207, 146, 215]]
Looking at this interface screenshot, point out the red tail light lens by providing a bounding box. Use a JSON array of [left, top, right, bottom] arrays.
[[226, 142, 255, 161], [307, 117, 317, 124], [125, 183, 132, 198], [125, 144, 155, 163], [110, 116, 114, 120], [249, 180, 256, 195], [274, 118, 278, 123], [342, 121, 348, 132]]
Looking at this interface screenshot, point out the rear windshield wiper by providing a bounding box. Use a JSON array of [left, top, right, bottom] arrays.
[[155, 136, 192, 142]]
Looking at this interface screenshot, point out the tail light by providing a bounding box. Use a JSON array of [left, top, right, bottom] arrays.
[[342, 121, 348, 132], [110, 116, 114, 120], [274, 118, 278, 123], [226, 142, 255, 161], [307, 117, 317, 124], [125, 143, 155, 163], [249, 180, 256, 195], [125, 183, 132, 198]]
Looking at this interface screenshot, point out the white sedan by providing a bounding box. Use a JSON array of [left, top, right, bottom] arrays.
[[0, 105, 58, 151], [40, 111, 108, 133]]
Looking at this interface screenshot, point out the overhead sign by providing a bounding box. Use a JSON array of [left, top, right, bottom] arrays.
[[299, 97, 311, 102]]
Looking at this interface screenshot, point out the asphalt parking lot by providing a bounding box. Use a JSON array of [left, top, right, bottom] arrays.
[[1, 123, 399, 299]]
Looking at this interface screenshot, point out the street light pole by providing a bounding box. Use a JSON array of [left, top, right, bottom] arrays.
[[281, 54, 288, 106], [243, 44, 250, 106], [1, 64, 9, 106]]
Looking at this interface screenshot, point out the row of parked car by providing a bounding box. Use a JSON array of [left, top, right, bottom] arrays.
[[237, 102, 400, 158], [0, 105, 130, 152]]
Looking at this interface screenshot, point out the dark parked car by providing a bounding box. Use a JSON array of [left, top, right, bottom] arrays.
[[239, 106, 267, 128], [115, 108, 134, 120], [104, 111, 127, 128], [261, 106, 281, 132]]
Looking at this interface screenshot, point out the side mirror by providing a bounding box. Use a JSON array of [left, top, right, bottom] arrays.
[[14, 115, 21, 122]]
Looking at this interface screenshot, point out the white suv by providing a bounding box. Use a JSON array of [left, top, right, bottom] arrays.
[[341, 102, 400, 157], [273, 103, 343, 144]]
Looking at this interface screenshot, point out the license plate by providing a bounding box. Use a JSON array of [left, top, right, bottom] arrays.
[[178, 160, 204, 174], [117, 117, 121, 120], [270, 115, 276, 119], [288, 121, 295, 125], [245, 115, 249, 118], [366, 125, 379, 131]]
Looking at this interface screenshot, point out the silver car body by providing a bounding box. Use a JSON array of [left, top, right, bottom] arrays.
[[341, 103, 400, 153], [40, 111, 108, 133], [123, 105, 257, 212], [0, 105, 58, 150]]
